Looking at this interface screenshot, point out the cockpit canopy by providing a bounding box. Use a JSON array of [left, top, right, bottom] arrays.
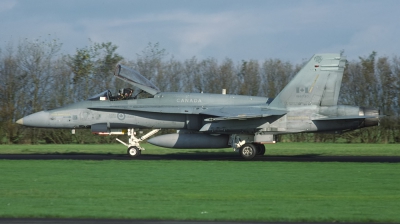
[[88, 65, 160, 101], [88, 88, 136, 101], [114, 64, 160, 95]]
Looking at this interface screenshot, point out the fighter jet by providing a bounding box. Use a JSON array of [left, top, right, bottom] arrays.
[[16, 53, 380, 160]]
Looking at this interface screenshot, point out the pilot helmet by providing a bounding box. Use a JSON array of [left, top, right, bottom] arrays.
[[119, 88, 124, 95]]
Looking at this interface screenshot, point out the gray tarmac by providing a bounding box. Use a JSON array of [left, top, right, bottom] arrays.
[[0, 152, 400, 163]]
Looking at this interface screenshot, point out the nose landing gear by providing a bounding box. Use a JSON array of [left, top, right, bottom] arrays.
[[116, 128, 160, 158]]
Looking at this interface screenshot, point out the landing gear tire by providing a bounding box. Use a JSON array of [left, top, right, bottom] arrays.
[[127, 146, 141, 157], [239, 143, 257, 160], [256, 144, 266, 156]]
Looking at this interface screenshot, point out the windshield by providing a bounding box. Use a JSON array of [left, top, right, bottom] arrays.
[[87, 90, 112, 101], [114, 64, 160, 95]]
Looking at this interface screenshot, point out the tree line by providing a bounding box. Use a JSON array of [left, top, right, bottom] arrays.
[[0, 38, 399, 144]]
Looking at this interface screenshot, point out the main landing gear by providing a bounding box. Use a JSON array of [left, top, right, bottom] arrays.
[[116, 128, 160, 158], [238, 143, 266, 160], [231, 134, 267, 160]]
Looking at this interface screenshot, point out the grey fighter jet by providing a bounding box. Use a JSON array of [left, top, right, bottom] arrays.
[[16, 53, 380, 160]]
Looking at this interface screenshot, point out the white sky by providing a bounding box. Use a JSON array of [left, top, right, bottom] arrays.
[[1, 0, 400, 64]]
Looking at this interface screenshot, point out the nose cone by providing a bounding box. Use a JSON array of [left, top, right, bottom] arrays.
[[16, 118, 24, 125], [15, 111, 50, 127]]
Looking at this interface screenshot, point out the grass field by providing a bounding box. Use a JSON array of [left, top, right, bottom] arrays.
[[0, 143, 400, 222]]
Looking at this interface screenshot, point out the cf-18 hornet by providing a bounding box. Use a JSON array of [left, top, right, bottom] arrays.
[[16, 53, 380, 160]]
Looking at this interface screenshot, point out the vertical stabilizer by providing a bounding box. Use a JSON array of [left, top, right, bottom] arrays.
[[269, 53, 346, 109]]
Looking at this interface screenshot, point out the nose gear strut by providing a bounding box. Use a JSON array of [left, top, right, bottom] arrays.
[[116, 128, 160, 157]]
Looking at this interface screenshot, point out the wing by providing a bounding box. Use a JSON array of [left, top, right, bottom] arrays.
[[200, 107, 287, 121], [312, 115, 380, 121], [89, 105, 286, 120]]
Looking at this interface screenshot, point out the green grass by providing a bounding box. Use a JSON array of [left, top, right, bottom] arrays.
[[0, 160, 399, 222], [1, 143, 400, 156], [0, 143, 400, 222]]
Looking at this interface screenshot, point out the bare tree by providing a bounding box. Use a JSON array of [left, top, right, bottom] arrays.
[[238, 60, 261, 96], [0, 45, 26, 143], [262, 59, 293, 98], [67, 41, 123, 99]]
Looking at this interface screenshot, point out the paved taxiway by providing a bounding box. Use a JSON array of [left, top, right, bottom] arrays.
[[0, 152, 399, 163]]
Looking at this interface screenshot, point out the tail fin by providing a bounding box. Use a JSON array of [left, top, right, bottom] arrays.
[[269, 53, 346, 109]]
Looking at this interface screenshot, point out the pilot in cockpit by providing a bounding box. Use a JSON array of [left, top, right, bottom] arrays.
[[110, 88, 134, 101], [121, 88, 133, 99]]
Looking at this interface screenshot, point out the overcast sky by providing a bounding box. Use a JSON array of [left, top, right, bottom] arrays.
[[1, 0, 400, 64]]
